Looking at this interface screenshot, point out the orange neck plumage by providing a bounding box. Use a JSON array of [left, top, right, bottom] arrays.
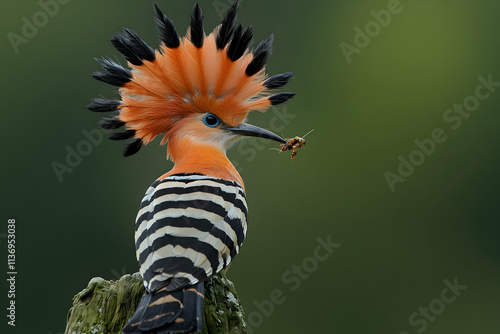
[[158, 136, 244, 189]]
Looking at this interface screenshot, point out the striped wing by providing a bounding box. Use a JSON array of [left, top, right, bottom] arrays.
[[135, 174, 248, 292]]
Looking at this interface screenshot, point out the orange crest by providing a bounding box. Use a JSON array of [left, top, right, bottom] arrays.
[[87, 1, 295, 156]]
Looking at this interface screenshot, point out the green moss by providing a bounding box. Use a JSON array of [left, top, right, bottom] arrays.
[[200, 270, 247, 334], [65, 272, 246, 334], [65, 273, 145, 334]]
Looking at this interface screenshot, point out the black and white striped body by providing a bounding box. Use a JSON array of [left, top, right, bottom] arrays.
[[136, 173, 248, 292], [123, 173, 248, 333]]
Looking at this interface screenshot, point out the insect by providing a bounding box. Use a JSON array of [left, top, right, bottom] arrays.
[[274, 129, 314, 161]]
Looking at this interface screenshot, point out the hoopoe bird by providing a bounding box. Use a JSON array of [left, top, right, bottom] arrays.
[[88, 1, 295, 333]]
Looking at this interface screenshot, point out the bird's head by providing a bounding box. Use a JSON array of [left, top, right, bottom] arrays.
[[88, 1, 295, 165]]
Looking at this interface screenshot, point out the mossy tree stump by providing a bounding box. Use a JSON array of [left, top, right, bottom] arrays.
[[65, 271, 247, 334]]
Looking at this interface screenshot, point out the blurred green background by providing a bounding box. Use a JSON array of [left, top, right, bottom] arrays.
[[1, 0, 499, 333]]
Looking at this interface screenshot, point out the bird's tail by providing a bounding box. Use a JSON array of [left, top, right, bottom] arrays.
[[122, 282, 204, 334]]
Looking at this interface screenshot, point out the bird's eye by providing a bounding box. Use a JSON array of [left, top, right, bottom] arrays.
[[203, 113, 220, 127]]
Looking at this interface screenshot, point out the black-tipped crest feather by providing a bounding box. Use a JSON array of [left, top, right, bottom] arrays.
[[246, 34, 273, 76], [190, 3, 204, 48], [98, 118, 125, 130], [269, 92, 296, 105], [227, 25, 253, 61], [109, 129, 136, 141], [264, 72, 293, 89], [92, 57, 131, 87], [111, 34, 143, 66], [121, 28, 156, 62], [123, 139, 143, 157], [153, 3, 180, 48], [216, 0, 240, 49], [86, 98, 121, 112]]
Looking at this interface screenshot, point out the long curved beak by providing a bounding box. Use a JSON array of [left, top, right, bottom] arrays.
[[226, 123, 286, 144]]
